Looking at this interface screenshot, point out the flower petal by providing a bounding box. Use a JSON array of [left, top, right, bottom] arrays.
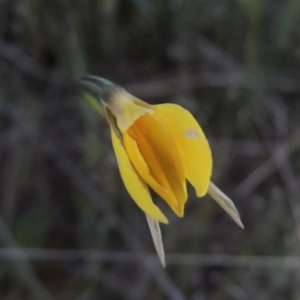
[[145, 214, 165, 267], [111, 124, 168, 224], [106, 89, 154, 132], [154, 104, 212, 197], [123, 114, 187, 217]]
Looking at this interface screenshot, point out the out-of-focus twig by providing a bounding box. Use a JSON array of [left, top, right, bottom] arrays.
[[0, 39, 47, 80], [125, 36, 300, 99], [269, 143, 300, 239], [210, 138, 266, 157], [235, 128, 300, 197], [254, 115, 300, 241], [126, 71, 300, 99], [0, 216, 54, 300], [1, 125, 24, 228], [1, 247, 300, 269]]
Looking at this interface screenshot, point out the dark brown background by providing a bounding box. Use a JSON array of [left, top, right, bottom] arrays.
[[0, 0, 300, 299]]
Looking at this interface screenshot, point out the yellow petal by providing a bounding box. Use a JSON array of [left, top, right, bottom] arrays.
[[110, 123, 168, 224], [105, 88, 153, 132], [154, 104, 212, 197], [123, 114, 187, 217], [132, 95, 153, 109], [123, 132, 182, 216]]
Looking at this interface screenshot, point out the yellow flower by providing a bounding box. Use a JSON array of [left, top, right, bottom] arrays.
[[80, 76, 243, 266]]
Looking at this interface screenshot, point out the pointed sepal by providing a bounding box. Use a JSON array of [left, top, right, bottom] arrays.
[[145, 214, 166, 267], [208, 182, 244, 228]]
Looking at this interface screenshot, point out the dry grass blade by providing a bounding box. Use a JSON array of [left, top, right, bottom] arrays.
[[0, 216, 54, 300]]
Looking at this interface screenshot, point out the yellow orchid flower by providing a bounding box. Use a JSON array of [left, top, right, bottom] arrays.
[[80, 75, 243, 267]]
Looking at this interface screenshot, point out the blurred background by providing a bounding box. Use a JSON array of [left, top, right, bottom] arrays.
[[0, 0, 300, 299]]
